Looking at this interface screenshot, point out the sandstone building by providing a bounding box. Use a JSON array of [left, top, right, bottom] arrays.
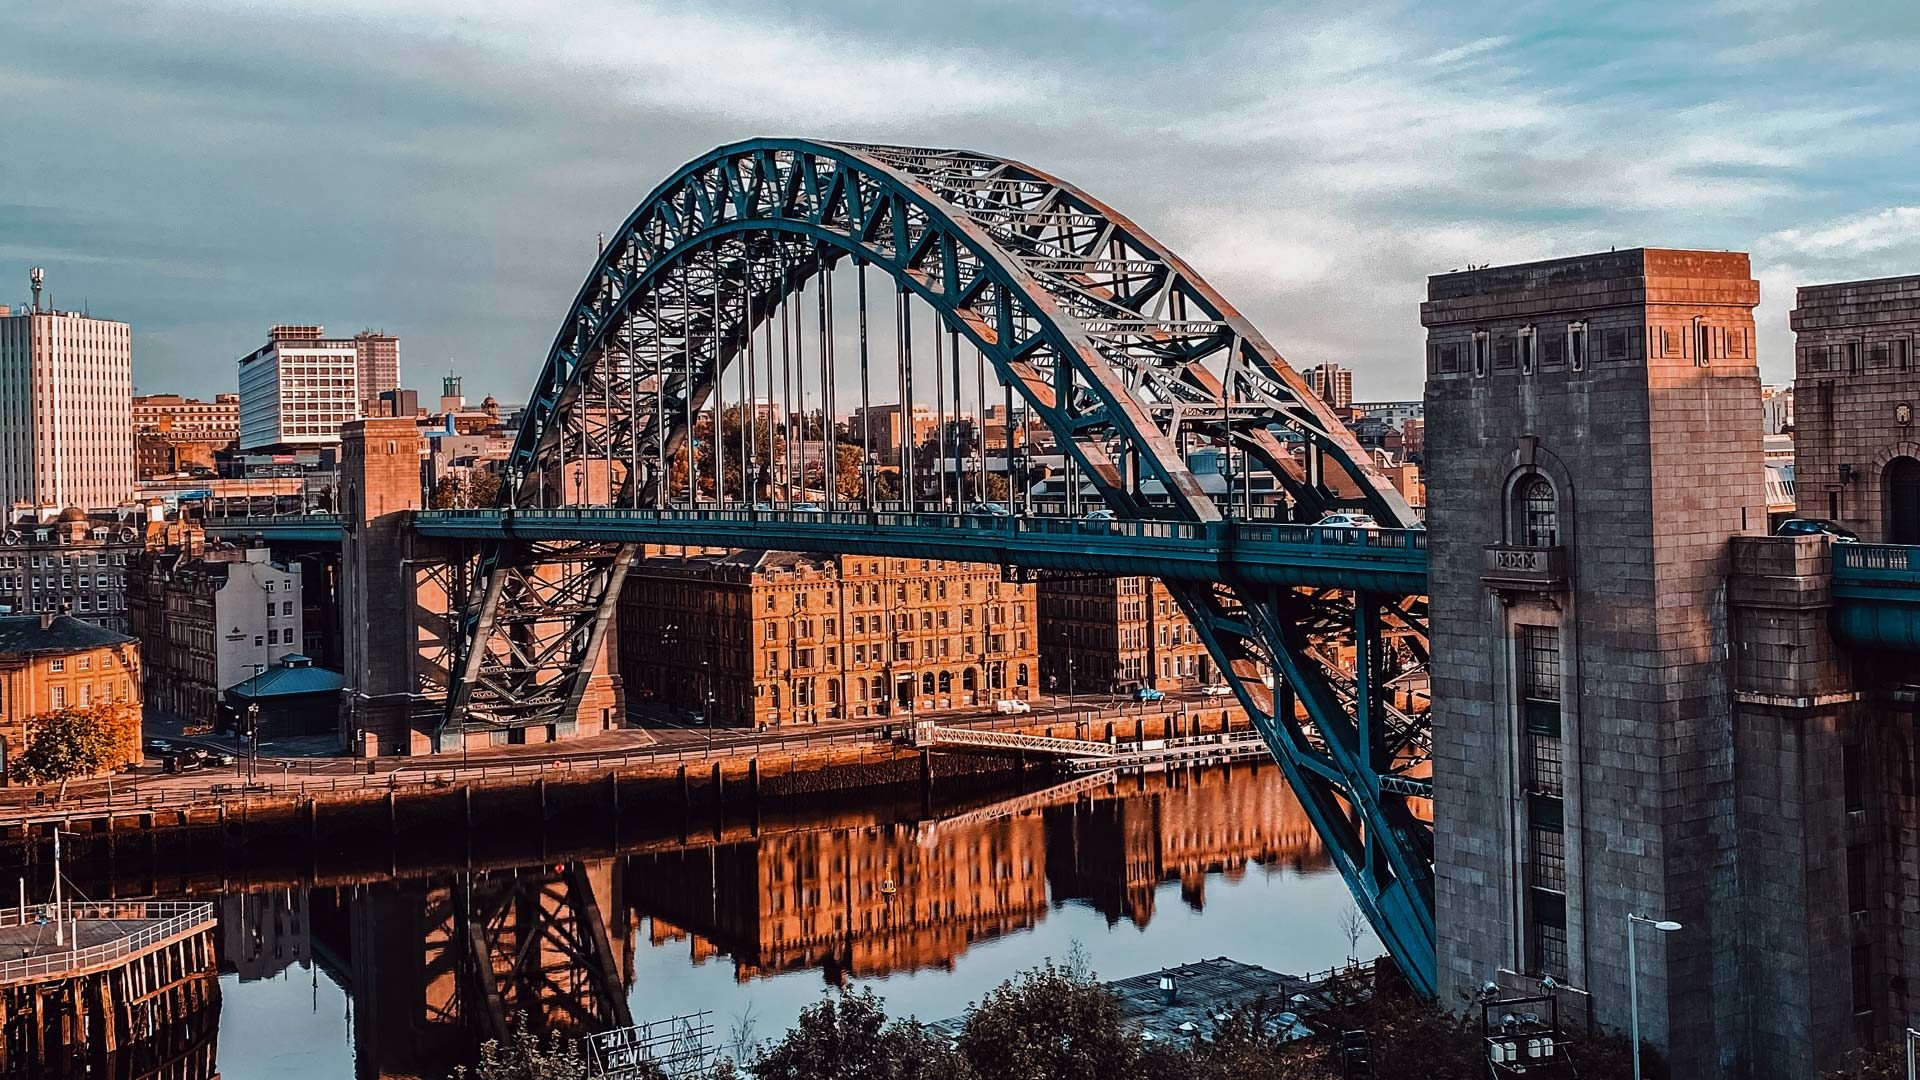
[[616, 551, 1037, 727]]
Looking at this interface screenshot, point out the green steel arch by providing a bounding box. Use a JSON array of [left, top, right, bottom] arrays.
[[450, 138, 1436, 994]]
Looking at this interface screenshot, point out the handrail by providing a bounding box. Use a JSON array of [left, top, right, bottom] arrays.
[[0, 901, 215, 986], [1836, 543, 1920, 573]]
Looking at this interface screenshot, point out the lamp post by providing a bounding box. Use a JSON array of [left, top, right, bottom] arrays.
[[1906, 1026, 1919, 1080], [1626, 912, 1682, 1080]]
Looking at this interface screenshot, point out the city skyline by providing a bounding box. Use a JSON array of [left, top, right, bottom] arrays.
[[4, 2, 1917, 404]]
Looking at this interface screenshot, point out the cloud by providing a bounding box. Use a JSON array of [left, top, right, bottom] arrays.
[[2, 0, 1914, 402]]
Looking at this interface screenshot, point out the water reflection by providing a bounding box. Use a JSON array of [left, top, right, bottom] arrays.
[[16, 761, 1350, 1080]]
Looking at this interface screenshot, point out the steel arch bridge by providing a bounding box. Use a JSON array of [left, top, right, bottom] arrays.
[[444, 138, 1436, 993]]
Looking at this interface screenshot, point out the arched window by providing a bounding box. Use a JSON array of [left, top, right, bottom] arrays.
[[1889, 457, 1920, 544], [938, 670, 953, 693], [922, 672, 936, 696], [1513, 476, 1559, 547], [963, 668, 978, 691]]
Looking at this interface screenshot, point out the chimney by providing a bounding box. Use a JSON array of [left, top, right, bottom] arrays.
[[39, 611, 54, 630]]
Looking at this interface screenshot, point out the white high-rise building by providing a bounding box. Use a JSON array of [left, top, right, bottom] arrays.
[[237, 325, 361, 450], [0, 269, 135, 511]]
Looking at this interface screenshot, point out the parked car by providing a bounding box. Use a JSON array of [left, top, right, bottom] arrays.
[[1314, 512, 1378, 529], [1135, 687, 1166, 703], [994, 699, 1031, 714], [1775, 517, 1860, 542], [143, 739, 174, 755], [1199, 684, 1233, 697]]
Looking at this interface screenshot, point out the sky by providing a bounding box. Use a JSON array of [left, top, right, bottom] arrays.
[[2, 0, 1917, 404]]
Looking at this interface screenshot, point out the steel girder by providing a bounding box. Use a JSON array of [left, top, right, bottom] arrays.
[[450, 138, 1435, 994]]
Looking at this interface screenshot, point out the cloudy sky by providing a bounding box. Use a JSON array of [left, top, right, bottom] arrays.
[[3, 0, 1916, 403]]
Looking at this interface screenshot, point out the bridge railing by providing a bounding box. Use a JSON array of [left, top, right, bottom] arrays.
[[0, 901, 216, 986], [1836, 543, 1920, 574]]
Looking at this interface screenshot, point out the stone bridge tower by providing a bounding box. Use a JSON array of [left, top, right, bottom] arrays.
[[1423, 249, 1765, 1077], [339, 416, 431, 755]]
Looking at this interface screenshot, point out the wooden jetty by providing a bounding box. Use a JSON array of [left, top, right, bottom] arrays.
[[0, 901, 220, 1074]]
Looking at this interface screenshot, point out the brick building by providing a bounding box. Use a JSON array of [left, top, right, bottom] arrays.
[[617, 551, 1037, 727], [1790, 275, 1920, 540], [0, 507, 144, 632], [133, 393, 239, 478], [1036, 576, 1210, 695], [0, 613, 141, 775]]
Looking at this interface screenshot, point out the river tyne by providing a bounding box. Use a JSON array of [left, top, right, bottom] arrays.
[[6, 760, 1375, 1079]]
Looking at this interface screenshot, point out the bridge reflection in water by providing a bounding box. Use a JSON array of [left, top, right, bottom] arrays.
[[34, 762, 1334, 1079]]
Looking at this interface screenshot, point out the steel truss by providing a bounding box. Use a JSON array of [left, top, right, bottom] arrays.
[[451, 138, 1435, 994]]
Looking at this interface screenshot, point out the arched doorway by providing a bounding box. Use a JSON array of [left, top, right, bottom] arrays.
[[1889, 457, 1920, 543]]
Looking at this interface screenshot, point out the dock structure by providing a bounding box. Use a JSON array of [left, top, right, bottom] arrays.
[[0, 901, 220, 1073]]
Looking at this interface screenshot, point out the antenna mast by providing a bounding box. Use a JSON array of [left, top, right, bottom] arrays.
[[29, 267, 44, 313]]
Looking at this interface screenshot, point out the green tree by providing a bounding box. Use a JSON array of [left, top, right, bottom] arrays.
[[10, 702, 140, 792], [956, 959, 1140, 1080], [466, 470, 502, 507], [750, 987, 972, 1080], [431, 475, 465, 509]]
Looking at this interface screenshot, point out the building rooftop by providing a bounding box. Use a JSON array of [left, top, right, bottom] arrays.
[[226, 654, 346, 700], [0, 614, 135, 658]]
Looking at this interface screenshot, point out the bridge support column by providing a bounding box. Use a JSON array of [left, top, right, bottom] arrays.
[[339, 418, 430, 756], [1727, 535, 1863, 1075]]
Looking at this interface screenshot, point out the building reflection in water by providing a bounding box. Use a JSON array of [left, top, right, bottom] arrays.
[[631, 761, 1326, 983], [146, 760, 1324, 1079]]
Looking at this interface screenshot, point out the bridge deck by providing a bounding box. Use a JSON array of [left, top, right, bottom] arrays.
[[209, 508, 1431, 592]]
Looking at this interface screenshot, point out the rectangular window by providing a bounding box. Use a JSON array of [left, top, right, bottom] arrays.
[[1696, 323, 1712, 367], [1472, 332, 1490, 377], [50, 685, 66, 709], [1529, 896, 1568, 979], [1518, 328, 1537, 375], [1848, 843, 1870, 915], [1844, 341, 1861, 376], [1494, 334, 1516, 370], [1899, 339, 1913, 372], [1540, 333, 1564, 370], [49, 658, 64, 672]]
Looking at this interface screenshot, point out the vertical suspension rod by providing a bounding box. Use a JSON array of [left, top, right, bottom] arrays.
[[899, 288, 914, 514], [858, 261, 874, 507]]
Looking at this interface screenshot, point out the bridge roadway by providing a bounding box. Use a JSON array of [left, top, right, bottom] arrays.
[[212, 507, 1431, 593], [212, 512, 1920, 652]]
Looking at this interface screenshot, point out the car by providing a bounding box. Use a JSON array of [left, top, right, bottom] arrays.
[[791, 502, 826, 513], [1134, 687, 1166, 703], [1314, 512, 1378, 529], [1081, 508, 1116, 522], [143, 739, 174, 755], [968, 502, 1012, 518], [1199, 684, 1233, 697], [1775, 517, 1860, 542], [994, 699, 1031, 714]]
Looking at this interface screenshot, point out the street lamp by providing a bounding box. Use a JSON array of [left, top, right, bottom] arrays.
[[1626, 913, 1682, 1080]]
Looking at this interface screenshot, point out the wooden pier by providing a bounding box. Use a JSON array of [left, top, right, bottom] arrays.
[[0, 901, 220, 1074]]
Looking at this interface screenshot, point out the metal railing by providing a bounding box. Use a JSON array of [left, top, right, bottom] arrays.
[[0, 901, 215, 986], [1837, 544, 1920, 574]]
